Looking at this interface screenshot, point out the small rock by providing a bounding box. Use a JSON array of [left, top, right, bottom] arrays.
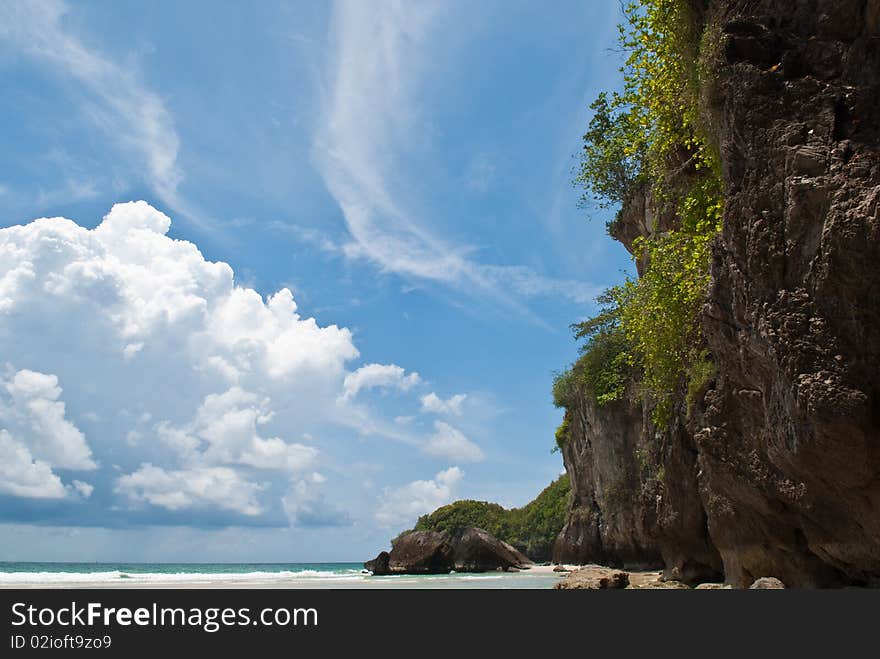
[[749, 577, 786, 589], [695, 582, 732, 589], [554, 566, 629, 590]]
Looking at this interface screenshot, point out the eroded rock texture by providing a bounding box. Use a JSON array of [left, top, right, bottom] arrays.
[[697, 0, 880, 587], [555, 0, 879, 588]]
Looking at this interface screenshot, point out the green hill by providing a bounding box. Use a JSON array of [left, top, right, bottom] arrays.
[[411, 475, 570, 562]]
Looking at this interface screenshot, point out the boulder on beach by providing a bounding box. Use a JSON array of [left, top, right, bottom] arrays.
[[388, 530, 454, 574], [450, 527, 533, 572], [364, 527, 534, 575], [364, 550, 390, 576]]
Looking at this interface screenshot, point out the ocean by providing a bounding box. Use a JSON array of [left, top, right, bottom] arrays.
[[0, 562, 563, 589]]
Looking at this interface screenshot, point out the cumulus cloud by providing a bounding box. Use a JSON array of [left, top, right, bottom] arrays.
[[341, 363, 420, 401], [420, 392, 466, 416], [157, 387, 318, 472], [0, 200, 482, 529], [422, 421, 484, 462], [0, 201, 367, 521], [0, 368, 95, 499], [0, 429, 66, 499], [1, 369, 95, 470], [115, 465, 263, 516], [71, 480, 94, 499], [375, 466, 463, 527]]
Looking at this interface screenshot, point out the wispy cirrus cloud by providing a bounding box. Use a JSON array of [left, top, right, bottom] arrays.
[[312, 0, 600, 312], [0, 0, 204, 227]]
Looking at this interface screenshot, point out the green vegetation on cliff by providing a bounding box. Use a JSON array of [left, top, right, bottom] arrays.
[[565, 0, 723, 427], [554, 288, 632, 411], [412, 475, 571, 561]]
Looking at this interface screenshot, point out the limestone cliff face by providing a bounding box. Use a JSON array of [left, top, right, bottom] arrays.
[[552, 381, 723, 582], [553, 193, 722, 584], [697, 0, 880, 587], [555, 0, 880, 587], [552, 384, 659, 569]]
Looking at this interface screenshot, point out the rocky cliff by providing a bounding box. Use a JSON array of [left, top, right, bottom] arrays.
[[554, 0, 880, 587], [553, 200, 723, 584]]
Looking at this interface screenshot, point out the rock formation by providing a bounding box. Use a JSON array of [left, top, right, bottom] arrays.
[[554, 0, 880, 588], [749, 577, 787, 590], [364, 551, 390, 576], [365, 527, 533, 575], [451, 527, 533, 573], [553, 379, 722, 583], [386, 530, 454, 575], [694, 0, 880, 588]]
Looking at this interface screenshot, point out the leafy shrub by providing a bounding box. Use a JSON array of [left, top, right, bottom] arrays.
[[576, 92, 645, 209], [570, 288, 634, 406], [551, 368, 579, 410], [554, 415, 570, 452], [568, 0, 723, 427]]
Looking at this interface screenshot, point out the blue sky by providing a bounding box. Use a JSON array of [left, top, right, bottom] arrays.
[[0, 0, 631, 562]]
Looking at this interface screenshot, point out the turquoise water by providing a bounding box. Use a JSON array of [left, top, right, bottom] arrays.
[[0, 562, 561, 589], [0, 562, 362, 575]]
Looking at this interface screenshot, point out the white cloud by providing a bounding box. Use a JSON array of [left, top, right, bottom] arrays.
[[0, 0, 191, 222], [375, 466, 462, 527], [158, 387, 318, 472], [423, 421, 484, 462], [1, 369, 95, 470], [0, 368, 95, 500], [341, 363, 420, 401], [0, 202, 364, 516], [1, 201, 485, 526], [115, 465, 263, 516], [420, 392, 466, 416], [313, 0, 599, 310], [71, 480, 94, 499], [0, 429, 66, 499], [0, 202, 358, 383]]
